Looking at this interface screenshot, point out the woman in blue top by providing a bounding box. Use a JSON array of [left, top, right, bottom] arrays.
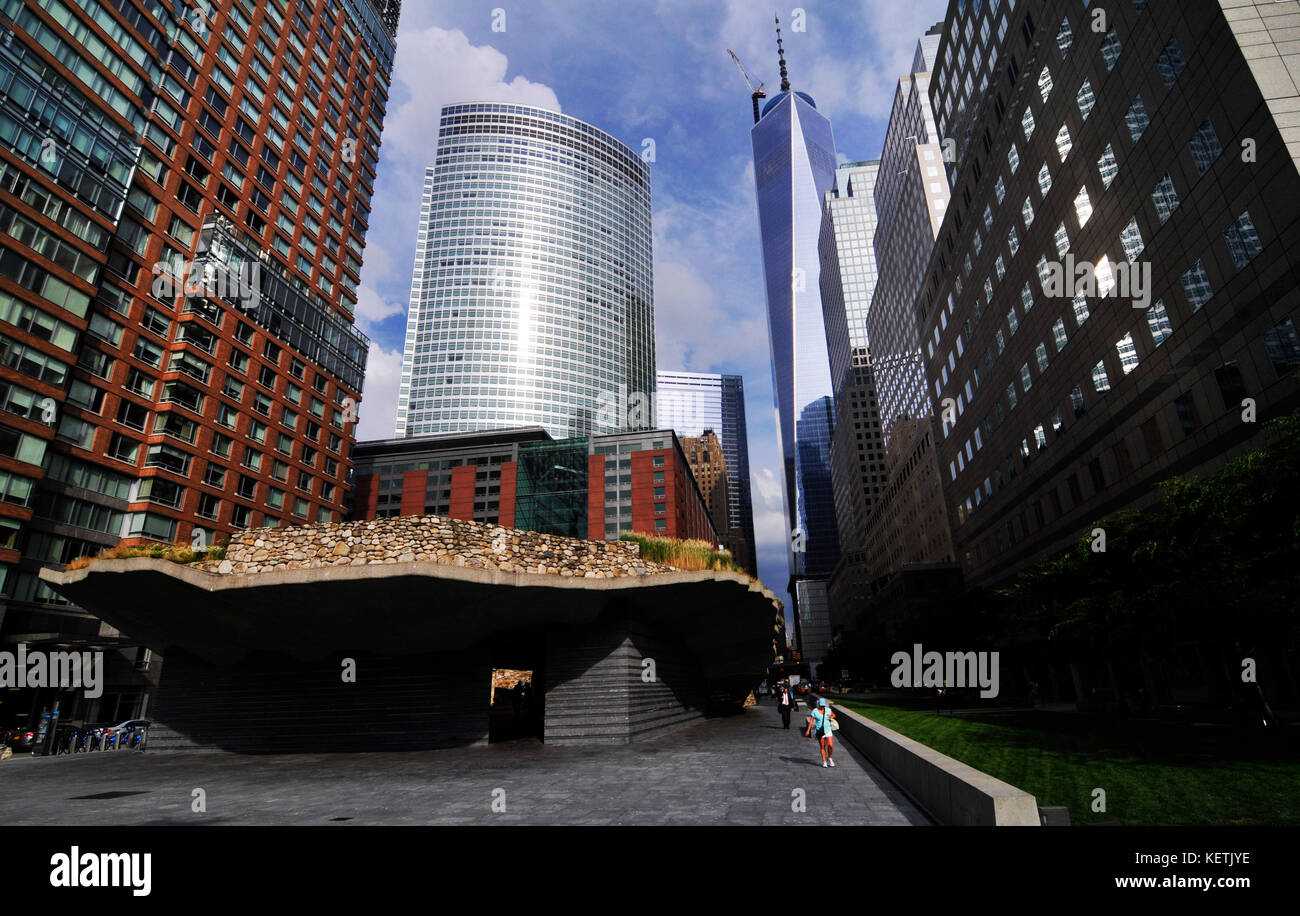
[[804, 698, 836, 767]]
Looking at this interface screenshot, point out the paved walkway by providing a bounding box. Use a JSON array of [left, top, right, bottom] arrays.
[[0, 702, 927, 825]]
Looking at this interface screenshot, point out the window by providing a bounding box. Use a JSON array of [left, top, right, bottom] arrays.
[[1022, 196, 1034, 227], [1157, 37, 1186, 88], [1097, 144, 1119, 188], [1022, 107, 1036, 140], [197, 493, 221, 521], [1190, 120, 1222, 175], [1054, 124, 1072, 161], [1119, 217, 1145, 262], [1056, 17, 1073, 56], [1037, 164, 1052, 197], [1116, 333, 1139, 375], [203, 463, 227, 488], [1070, 385, 1085, 418], [1101, 29, 1122, 71], [1037, 66, 1054, 103], [1181, 259, 1213, 312], [1264, 319, 1300, 375], [116, 400, 149, 432], [1151, 175, 1179, 224], [1076, 80, 1095, 119], [1092, 360, 1112, 393], [1074, 186, 1093, 226], [1214, 362, 1248, 410], [1224, 211, 1263, 269], [1174, 392, 1199, 436], [1147, 300, 1173, 346], [1035, 342, 1049, 372], [1053, 222, 1070, 258], [1125, 96, 1149, 143], [1052, 316, 1068, 351], [1095, 257, 1116, 297]]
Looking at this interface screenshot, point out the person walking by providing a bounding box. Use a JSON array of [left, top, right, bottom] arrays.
[[777, 684, 797, 729], [804, 698, 837, 767]]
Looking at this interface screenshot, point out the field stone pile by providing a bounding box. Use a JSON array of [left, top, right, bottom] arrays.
[[198, 515, 678, 579]]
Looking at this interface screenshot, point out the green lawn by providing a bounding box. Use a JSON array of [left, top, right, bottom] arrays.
[[834, 697, 1300, 826]]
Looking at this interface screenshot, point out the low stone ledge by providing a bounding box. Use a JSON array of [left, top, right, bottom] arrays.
[[195, 515, 681, 579], [829, 702, 1039, 826]]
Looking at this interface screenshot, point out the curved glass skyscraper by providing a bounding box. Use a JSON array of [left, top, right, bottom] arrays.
[[396, 102, 655, 440]]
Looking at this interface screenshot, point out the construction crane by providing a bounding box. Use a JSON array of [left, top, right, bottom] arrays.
[[727, 49, 767, 124]]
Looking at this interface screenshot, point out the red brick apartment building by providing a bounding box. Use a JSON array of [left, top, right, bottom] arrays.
[[0, 0, 400, 727], [350, 427, 719, 546]]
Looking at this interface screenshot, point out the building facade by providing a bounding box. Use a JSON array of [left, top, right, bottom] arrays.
[[920, 0, 1300, 589], [870, 25, 948, 446], [350, 427, 718, 546], [817, 161, 891, 645], [0, 0, 398, 733], [679, 428, 751, 570], [829, 25, 957, 640], [820, 160, 881, 390], [749, 26, 842, 667], [655, 369, 756, 572], [395, 102, 655, 441]]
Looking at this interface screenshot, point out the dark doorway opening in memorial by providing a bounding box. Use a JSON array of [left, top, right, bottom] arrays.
[[489, 655, 544, 743]]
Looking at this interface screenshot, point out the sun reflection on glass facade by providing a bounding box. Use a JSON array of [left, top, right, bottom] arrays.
[[397, 103, 655, 441]]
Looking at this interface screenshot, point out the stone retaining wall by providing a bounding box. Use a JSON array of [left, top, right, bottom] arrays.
[[200, 515, 678, 578], [828, 702, 1040, 826]]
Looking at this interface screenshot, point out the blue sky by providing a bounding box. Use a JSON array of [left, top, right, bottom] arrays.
[[353, 0, 949, 621]]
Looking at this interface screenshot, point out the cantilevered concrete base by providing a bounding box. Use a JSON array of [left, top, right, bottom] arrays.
[[41, 557, 778, 752]]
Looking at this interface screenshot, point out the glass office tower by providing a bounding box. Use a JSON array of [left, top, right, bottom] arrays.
[[655, 370, 756, 570], [396, 103, 655, 441], [751, 77, 841, 580]]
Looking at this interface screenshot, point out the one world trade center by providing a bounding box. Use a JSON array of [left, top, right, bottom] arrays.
[[750, 20, 841, 663]]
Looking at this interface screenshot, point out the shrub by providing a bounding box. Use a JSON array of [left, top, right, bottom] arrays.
[[618, 533, 742, 574]]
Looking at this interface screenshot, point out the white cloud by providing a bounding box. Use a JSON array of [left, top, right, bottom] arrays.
[[356, 345, 404, 441], [383, 26, 561, 163], [354, 284, 406, 334], [750, 464, 788, 549], [652, 158, 768, 373]]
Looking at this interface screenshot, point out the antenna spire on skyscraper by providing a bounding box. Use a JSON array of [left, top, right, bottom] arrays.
[[775, 15, 790, 92]]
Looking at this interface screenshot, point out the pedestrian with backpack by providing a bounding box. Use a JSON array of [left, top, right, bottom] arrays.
[[804, 698, 838, 767]]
